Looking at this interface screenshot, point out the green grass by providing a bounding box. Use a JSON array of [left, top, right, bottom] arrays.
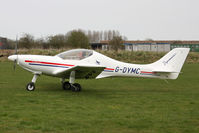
[[0, 62, 199, 133]]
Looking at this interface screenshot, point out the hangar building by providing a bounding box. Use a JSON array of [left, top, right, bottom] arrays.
[[94, 40, 199, 52], [123, 41, 170, 52], [0, 37, 8, 49]]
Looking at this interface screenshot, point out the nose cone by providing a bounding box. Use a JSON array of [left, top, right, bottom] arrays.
[[8, 55, 17, 61]]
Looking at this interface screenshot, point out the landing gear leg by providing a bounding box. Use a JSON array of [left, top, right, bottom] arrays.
[[26, 74, 39, 91], [69, 71, 81, 92]]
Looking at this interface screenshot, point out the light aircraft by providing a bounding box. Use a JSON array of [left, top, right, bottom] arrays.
[[8, 48, 190, 92]]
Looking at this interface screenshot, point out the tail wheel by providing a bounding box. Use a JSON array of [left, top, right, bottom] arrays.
[[62, 81, 71, 90], [71, 83, 81, 92], [26, 82, 35, 91]]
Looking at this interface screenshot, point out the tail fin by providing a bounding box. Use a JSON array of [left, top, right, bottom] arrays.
[[149, 48, 190, 79]]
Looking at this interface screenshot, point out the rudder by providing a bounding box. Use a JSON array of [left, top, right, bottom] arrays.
[[149, 48, 190, 79]]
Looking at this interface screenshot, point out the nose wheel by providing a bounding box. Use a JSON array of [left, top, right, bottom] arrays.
[[26, 82, 35, 91], [26, 74, 39, 91]]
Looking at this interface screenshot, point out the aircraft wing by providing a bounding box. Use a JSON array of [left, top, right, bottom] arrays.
[[53, 64, 105, 79]]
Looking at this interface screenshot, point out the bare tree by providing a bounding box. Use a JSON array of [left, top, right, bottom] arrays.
[[109, 36, 124, 51], [19, 34, 34, 49]]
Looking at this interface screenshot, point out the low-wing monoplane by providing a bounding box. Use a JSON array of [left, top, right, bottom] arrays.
[[8, 48, 190, 92]]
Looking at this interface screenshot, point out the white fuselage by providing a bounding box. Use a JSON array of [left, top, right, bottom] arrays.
[[14, 51, 160, 79], [8, 48, 190, 80]]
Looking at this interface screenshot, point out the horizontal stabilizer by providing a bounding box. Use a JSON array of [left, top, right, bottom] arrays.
[[152, 70, 180, 73]]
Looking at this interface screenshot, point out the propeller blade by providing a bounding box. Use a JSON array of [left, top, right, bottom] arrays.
[[15, 36, 18, 55], [13, 36, 18, 71]]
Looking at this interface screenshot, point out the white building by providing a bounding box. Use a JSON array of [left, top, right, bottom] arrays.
[[98, 40, 199, 52], [124, 42, 170, 52]]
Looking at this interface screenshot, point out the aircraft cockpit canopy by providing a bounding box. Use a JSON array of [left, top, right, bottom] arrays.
[[56, 49, 93, 60]]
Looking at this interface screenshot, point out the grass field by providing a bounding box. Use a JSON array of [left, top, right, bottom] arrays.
[[0, 62, 199, 133]]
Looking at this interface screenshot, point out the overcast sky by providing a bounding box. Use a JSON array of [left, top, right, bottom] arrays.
[[0, 0, 199, 40]]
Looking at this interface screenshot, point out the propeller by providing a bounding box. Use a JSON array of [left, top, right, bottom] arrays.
[[13, 37, 18, 71]]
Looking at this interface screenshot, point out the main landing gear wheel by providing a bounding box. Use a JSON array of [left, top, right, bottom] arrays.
[[62, 81, 71, 90], [26, 82, 35, 91], [71, 83, 81, 92]]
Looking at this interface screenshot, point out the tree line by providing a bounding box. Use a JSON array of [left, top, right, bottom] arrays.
[[6, 29, 127, 50]]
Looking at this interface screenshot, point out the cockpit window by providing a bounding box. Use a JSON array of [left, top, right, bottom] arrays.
[[56, 49, 93, 60]]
